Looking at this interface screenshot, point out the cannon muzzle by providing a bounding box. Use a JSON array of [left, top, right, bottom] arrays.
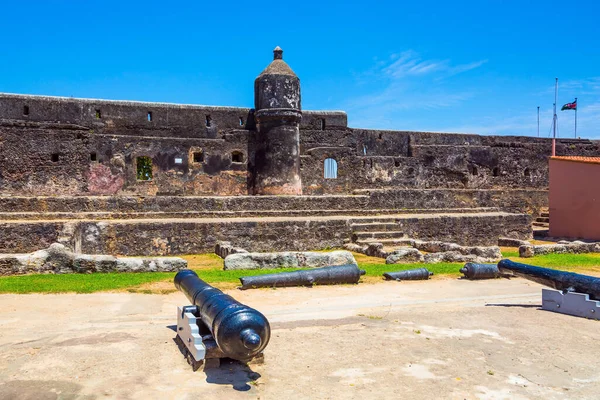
[[239, 264, 365, 290], [174, 269, 270, 360], [498, 259, 600, 300]]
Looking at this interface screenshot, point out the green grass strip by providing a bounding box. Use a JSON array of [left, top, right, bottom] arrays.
[[1, 251, 599, 294]]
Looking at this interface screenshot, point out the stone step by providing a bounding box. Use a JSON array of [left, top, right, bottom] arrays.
[[350, 222, 400, 232], [540, 212, 550, 218], [535, 217, 550, 223], [355, 238, 414, 246], [352, 231, 406, 240], [0, 207, 503, 221], [533, 221, 549, 227]]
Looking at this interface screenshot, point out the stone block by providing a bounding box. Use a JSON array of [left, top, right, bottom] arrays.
[[365, 243, 388, 259], [73, 254, 118, 273], [223, 250, 357, 271], [385, 247, 424, 264], [498, 237, 530, 247], [521, 242, 600, 258], [519, 245, 535, 257], [423, 250, 500, 264], [343, 243, 368, 253], [215, 241, 248, 259]]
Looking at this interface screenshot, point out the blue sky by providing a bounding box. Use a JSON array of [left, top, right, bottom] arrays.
[[1, 1, 598, 138]]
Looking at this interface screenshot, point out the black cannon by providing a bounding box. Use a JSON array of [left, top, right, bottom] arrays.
[[174, 269, 270, 362], [383, 268, 432, 281], [460, 263, 500, 280], [239, 264, 366, 290], [497, 259, 600, 300]]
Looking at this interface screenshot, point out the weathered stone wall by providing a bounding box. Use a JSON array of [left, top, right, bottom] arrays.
[[0, 94, 345, 196], [299, 129, 600, 194], [0, 213, 530, 255], [0, 190, 547, 216], [2, 93, 599, 197]]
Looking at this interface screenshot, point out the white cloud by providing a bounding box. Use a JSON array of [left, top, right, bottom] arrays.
[[382, 50, 487, 79], [342, 50, 486, 129]]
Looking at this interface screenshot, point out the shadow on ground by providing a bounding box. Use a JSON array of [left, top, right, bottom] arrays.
[[205, 359, 261, 391], [485, 303, 541, 308]]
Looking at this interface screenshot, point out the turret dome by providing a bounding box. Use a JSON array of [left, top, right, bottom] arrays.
[[254, 47, 301, 111]]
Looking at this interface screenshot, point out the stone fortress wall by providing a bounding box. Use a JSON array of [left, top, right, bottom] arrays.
[[0, 93, 598, 197], [0, 47, 597, 256]]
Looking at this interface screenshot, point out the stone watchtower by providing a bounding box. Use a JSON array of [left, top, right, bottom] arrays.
[[252, 47, 302, 195]]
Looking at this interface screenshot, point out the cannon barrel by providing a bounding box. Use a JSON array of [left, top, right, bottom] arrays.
[[498, 259, 600, 300], [460, 263, 500, 280], [174, 269, 270, 361], [383, 268, 432, 281], [239, 264, 366, 290]]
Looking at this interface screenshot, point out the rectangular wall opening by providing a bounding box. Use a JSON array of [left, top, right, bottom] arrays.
[[193, 151, 204, 163], [206, 115, 211, 127], [136, 156, 153, 181], [23, 105, 29, 116], [147, 112, 153, 122], [51, 153, 59, 162], [90, 152, 97, 162], [95, 110, 101, 119]]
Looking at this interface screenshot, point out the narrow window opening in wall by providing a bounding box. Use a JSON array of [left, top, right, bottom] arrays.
[[524, 167, 530, 177], [362, 159, 366, 167], [90, 152, 97, 162], [51, 153, 59, 162], [23, 105, 29, 116], [95, 109, 101, 119], [136, 156, 153, 181], [320, 118, 326, 130], [363, 145, 367, 156], [193, 151, 204, 163], [471, 165, 478, 176], [324, 158, 338, 179], [147, 112, 153, 122], [378, 133, 383, 140], [231, 151, 244, 163], [407, 167, 415, 175], [492, 167, 499, 177], [206, 115, 212, 127], [395, 159, 401, 168], [239, 117, 244, 126]]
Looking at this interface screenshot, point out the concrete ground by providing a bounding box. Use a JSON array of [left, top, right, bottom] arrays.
[[1, 277, 599, 399]]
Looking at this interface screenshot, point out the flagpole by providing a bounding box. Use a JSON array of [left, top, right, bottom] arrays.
[[537, 106, 540, 137], [574, 97, 577, 138], [552, 78, 557, 156]]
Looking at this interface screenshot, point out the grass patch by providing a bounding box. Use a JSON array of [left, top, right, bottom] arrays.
[[503, 252, 600, 273], [2, 249, 600, 294], [0, 272, 175, 294]]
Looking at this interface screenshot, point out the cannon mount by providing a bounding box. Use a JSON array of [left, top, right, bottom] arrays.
[[175, 305, 265, 371], [541, 289, 600, 320]]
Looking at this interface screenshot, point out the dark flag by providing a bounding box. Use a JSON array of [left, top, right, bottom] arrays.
[[561, 99, 577, 111]]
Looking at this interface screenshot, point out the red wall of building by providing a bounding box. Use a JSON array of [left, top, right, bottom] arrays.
[[549, 158, 600, 239]]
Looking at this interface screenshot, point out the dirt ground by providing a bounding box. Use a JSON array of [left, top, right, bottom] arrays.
[[1, 277, 599, 400]]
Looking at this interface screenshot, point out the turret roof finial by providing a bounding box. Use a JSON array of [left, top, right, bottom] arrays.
[[273, 46, 283, 60]]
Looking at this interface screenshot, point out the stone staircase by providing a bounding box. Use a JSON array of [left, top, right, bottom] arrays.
[[533, 208, 550, 230], [351, 220, 408, 246]]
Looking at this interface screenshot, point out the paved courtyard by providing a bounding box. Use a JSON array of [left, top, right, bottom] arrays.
[[1, 277, 599, 399]]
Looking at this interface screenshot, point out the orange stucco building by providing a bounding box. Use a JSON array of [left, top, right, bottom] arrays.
[[549, 156, 600, 240]]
